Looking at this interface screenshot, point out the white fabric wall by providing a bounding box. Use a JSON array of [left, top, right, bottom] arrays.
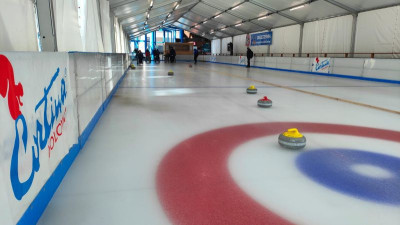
[[270, 25, 300, 54], [233, 34, 246, 54], [355, 6, 400, 54], [221, 37, 232, 54], [100, 0, 112, 53], [211, 39, 221, 54], [302, 15, 352, 54], [84, 0, 104, 52], [53, 0, 83, 52], [0, 0, 38, 51], [120, 24, 126, 53]]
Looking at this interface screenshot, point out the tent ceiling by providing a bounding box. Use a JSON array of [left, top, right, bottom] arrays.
[[108, 0, 400, 40]]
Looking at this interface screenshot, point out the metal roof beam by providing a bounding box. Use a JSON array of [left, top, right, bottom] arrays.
[[323, 0, 357, 14], [248, 0, 305, 24], [197, 1, 271, 30], [110, 0, 139, 10], [178, 18, 232, 36]]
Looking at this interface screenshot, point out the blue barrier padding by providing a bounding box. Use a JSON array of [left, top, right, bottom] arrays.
[[17, 67, 130, 225], [205, 61, 400, 85]]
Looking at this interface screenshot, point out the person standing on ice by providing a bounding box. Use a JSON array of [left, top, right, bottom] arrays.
[[169, 47, 176, 63], [246, 47, 253, 68], [193, 48, 199, 64]]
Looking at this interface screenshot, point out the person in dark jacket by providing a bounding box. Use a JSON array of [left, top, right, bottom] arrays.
[[155, 49, 160, 63], [152, 48, 160, 63], [164, 50, 170, 63], [169, 47, 176, 63], [193, 48, 199, 64], [246, 47, 253, 68], [137, 50, 144, 65], [145, 49, 151, 63]]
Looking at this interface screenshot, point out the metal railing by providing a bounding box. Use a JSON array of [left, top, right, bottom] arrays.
[[211, 52, 400, 58]]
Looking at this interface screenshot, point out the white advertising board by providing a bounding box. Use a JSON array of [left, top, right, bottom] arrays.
[[238, 56, 246, 65], [0, 52, 79, 224], [311, 57, 331, 73]]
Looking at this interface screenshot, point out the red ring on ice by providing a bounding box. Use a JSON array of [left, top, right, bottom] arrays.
[[156, 122, 400, 225]]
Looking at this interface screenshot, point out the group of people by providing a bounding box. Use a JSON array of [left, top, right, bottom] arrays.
[[135, 48, 161, 65], [164, 47, 176, 63], [133, 46, 204, 65]]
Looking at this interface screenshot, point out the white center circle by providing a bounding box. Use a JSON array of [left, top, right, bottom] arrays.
[[351, 164, 394, 179]]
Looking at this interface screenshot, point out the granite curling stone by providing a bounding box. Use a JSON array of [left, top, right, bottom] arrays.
[[168, 70, 174, 76], [189, 64, 193, 68], [130, 64, 136, 69], [246, 85, 257, 94], [278, 128, 306, 150], [257, 96, 272, 108]]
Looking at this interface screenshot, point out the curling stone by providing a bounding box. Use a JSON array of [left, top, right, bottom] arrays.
[[168, 70, 174, 76], [189, 64, 193, 68], [257, 96, 272, 108], [246, 85, 257, 94], [278, 128, 306, 150], [130, 64, 136, 69]]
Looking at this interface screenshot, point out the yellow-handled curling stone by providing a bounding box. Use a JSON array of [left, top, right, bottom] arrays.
[[246, 85, 257, 94], [168, 70, 174, 76], [130, 63, 136, 69], [278, 128, 306, 150]]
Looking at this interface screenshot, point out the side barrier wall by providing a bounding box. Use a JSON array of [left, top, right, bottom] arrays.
[[0, 52, 129, 225], [199, 56, 400, 83]]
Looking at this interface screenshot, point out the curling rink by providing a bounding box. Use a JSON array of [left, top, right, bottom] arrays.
[[38, 62, 400, 225]]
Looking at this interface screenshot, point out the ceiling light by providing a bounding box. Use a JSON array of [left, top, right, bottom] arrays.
[[221, 27, 226, 31], [145, 21, 147, 25], [150, 1, 153, 7], [168, 13, 171, 18], [290, 5, 305, 11], [203, 20, 207, 24], [174, 3, 180, 10], [232, 6, 240, 10], [258, 15, 268, 20], [215, 15, 221, 18], [235, 23, 241, 27], [147, 13, 150, 18]]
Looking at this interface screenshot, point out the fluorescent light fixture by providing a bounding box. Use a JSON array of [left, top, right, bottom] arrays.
[[150, 1, 153, 7], [168, 13, 171, 18], [215, 14, 221, 18], [258, 15, 268, 20], [147, 13, 150, 18], [232, 6, 240, 10], [221, 27, 226, 30], [174, 3, 180, 10], [203, 20, 207, 24], [145, 21, 147, 25], [162, 20, 166, 23], [235, 23, 241, 27], [290, 5, 305, 11]]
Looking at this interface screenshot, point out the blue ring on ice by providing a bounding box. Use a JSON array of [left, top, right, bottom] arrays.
[[296, 149, 400, 205]]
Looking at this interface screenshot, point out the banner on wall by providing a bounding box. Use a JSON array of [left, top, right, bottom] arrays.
[[0, 53, 78, 223], [311, 57, 331, 73], [250, 31, 273, 46]]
